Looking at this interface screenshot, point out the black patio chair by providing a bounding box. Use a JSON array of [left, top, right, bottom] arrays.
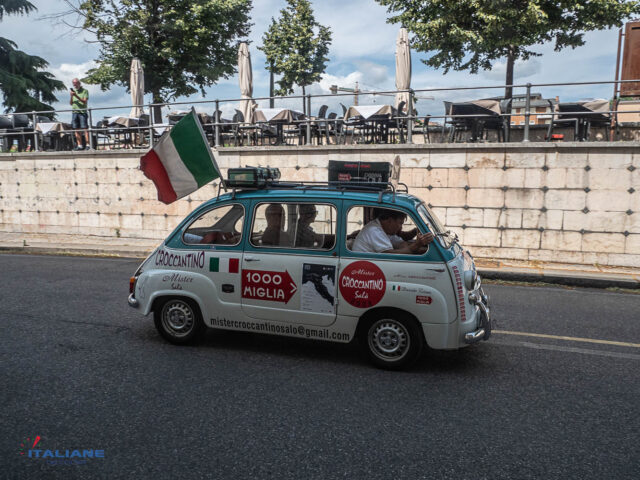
[[480, 98, 511, 142], [422, 115, 432, 144], [546, 100, 579, 141], [220, 111, 242, 146], [395, 101, 408, 143], [314, 105, 330, 144]]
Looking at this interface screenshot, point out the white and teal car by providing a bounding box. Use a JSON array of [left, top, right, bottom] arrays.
[[128, 169, 491, 369]]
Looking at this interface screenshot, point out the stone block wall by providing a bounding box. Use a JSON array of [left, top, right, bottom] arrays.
[[1, 142, 639, 268]]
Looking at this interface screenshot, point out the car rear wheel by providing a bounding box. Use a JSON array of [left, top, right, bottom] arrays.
[[359, 312, 424, 370], [153, 297, 205, 345]]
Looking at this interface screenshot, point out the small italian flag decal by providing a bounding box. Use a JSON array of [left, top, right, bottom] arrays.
[[210, 257, 239, 273], [140, 109, 222, 204]]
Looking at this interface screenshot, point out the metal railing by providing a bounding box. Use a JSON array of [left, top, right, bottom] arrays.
[[2, 78, 640, 152]]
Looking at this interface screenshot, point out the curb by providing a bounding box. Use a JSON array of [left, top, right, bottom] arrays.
[[0, 246, 148, 259], [479, 268, 639, 290]]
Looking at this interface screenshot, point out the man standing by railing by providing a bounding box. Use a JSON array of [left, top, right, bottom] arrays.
[[70, 78, 90, 150]]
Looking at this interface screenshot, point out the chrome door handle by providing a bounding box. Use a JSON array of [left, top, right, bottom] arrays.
[[244, 256, 260, 262], [424, 267, 445, 273]]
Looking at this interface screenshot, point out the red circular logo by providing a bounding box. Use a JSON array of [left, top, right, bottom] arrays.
[[339, 261, 386, 308]]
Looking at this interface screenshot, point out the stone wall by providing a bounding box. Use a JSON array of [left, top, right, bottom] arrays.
[[1, 142, 639, 268]]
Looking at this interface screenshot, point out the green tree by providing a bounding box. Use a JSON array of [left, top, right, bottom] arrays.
[[0, 0, 65, 115], [376, 0, 640, 99], [65, 0, 252, 120], [259, 0, 332, 97]]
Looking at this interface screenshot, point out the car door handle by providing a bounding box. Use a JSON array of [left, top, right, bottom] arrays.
[[424, 267, 445, 273], [244, 256, 260, 262]]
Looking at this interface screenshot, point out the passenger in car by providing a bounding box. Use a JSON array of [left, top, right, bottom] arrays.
[[294, 204, 324, 248], [261, 204, 290, 246], [352, 209, 433, 254]]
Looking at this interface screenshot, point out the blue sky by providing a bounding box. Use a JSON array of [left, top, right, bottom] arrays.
[[2, 0, 624, 121]]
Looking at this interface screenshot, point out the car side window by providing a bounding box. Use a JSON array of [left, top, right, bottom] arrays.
[[251, 202, 337, 250], [346, 205, 421, 254], [183, 203, 244, 245]]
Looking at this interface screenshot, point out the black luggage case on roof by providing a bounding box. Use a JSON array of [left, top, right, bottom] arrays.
[[328, 160, 392, 183]]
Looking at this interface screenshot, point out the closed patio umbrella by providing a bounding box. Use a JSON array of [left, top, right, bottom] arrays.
[[238, 42, 257, 124], [129, 57, 144, 118], [395, 28, 411, 114]]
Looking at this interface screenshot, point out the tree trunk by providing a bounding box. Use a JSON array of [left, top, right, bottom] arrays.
[[301, 85, 306, 114], [151, 89, 163, 124], [269, 63, 274, 108], [504, 49, 515, 100]]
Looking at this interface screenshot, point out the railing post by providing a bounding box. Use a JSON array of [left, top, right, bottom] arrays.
[[88, 108, 94, 149], [523, 83, 531, 142], [148, 102, 154, 147], [32, 111, 39, 152], [214, 100, 220, 147], [407, 89, 413, 144], [306, 94, 312, 145]]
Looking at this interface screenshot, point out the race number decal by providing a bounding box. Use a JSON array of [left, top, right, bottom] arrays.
[[242, 270, 297, 304], [339, 261, 386, 308]]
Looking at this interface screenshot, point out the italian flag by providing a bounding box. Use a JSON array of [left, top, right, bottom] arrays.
[[210, 257, 239, 273], [140, 110, 222, 204]]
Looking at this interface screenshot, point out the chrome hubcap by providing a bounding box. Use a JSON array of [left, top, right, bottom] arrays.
[[162, 301, 194, 338], [369, 319, 409, 361]]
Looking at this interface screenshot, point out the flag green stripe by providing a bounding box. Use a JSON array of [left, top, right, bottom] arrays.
[[169, 113, 218, 187], [209, 257, 220, 272]]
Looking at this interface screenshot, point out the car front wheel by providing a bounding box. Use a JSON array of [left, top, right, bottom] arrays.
[[359, 312, 424, 370], [154, 297, 205, 345]]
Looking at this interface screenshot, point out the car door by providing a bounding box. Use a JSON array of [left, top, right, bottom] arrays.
[[240, 199, 341, 327], [337, 202, 456, 324], [177, 201, 247, 319]]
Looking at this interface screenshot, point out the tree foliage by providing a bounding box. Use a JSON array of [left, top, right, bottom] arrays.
[[71, 0, 252, 105], [259, 0, 331, 96], [0, 0, 65, 114], [376, 0, 640, 96]]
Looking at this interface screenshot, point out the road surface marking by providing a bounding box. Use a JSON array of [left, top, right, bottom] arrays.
[[493, 330, 640, 348], [521, 342, 640, 360]]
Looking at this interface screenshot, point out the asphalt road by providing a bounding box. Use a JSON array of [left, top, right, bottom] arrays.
[[1, 254, 639, 480]]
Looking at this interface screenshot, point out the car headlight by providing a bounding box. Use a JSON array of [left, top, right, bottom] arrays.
[[463, 269, 477, 290]]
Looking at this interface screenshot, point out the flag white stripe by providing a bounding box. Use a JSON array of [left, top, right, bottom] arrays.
[[154, 134, 198, 198]]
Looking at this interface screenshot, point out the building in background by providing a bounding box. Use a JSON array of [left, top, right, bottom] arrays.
[[508, 93, 558, 125]]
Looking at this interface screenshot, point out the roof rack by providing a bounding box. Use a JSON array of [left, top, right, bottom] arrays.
[[221, 180, 409, 203]]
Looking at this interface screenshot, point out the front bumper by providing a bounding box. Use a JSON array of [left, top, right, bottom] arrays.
[[464, 280, 491, 344], [128, 293, 139, 308]]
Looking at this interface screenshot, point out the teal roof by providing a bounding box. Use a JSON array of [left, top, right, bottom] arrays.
[[205, 188, 421, 208]]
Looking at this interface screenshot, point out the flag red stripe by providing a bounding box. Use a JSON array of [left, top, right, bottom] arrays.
[[140, 148, 178, 204], [229, 258, 239, 273]]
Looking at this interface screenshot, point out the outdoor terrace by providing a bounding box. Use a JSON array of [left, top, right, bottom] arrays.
[[2, 79, 640, 153]]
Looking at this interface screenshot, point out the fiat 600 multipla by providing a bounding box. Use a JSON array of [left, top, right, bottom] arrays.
[[128, 163, 491, 369]]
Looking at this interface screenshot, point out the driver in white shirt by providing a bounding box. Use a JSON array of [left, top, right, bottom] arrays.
[[352, 209, 434, 254]]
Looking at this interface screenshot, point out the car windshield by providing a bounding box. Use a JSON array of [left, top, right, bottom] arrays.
[[417, 203, 454, 249]]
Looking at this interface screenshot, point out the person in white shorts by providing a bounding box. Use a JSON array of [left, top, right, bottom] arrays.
[[352, 209, 434, 254]]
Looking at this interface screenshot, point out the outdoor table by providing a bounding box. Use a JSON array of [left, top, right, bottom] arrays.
[[343, 104, 396, 143], [254, 108, 306, 145], [445, 100, 502, 142], [35, 122, 72, 151], [553, 99, 610, 141], [108, 115, 140, 127]]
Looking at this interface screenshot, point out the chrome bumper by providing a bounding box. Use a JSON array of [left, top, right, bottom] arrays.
[[128, 293, 139, 308], [464, 281, 491, 344]]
